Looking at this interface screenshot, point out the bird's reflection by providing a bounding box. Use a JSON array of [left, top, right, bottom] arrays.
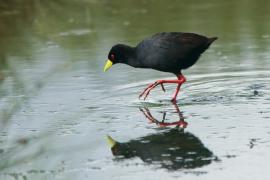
[[107, 103, 218, 170]]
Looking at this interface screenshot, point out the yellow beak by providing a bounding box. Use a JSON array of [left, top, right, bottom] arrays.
[[103, 60, 113, 72], [106, 135, 116, 148]]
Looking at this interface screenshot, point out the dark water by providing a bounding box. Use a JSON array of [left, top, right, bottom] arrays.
[[1, 0, 270, 179]]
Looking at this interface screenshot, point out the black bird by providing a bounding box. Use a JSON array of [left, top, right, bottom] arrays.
[[104, 32, 217, 102]]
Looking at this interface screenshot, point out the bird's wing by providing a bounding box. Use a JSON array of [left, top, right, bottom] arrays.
[[157, 32, 209, 53], [137, 32, 209, 57]]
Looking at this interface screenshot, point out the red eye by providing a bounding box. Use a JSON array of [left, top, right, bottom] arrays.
[[110, 54, 115, 60]]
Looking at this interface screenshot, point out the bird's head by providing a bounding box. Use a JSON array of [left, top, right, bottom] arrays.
[[104, 44, 135, 72]]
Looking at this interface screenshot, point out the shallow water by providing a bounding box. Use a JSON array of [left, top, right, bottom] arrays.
[[1, 0, 270, 180]]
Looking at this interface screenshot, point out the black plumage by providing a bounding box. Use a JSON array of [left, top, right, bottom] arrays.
[[105, 32, 217, 102]]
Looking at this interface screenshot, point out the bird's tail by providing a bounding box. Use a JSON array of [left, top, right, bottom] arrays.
[[208, 37, 218, 45], [203, 37, 218, 50]]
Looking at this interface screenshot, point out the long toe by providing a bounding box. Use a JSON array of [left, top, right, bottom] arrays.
[[139, 83, 156, 99], [160, 83, 166, 92], [143, 83, 159, 100]]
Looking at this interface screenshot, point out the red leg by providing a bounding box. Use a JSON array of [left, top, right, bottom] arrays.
[[139, 74, 186, 101], [171, 74, 186, 103]]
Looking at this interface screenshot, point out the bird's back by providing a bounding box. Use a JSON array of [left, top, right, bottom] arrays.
[[135, 32, 217, 74]]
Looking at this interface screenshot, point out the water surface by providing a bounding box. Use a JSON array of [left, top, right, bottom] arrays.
[[1, 0, 270, 180]]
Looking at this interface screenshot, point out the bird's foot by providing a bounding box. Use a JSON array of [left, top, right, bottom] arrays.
[[171, 98, 177, 103], [139, 80, 165, 100]]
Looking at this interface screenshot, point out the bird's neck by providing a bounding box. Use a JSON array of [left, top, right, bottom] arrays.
[[121, 46, 140, 68], [126, 56, 140, 68]]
